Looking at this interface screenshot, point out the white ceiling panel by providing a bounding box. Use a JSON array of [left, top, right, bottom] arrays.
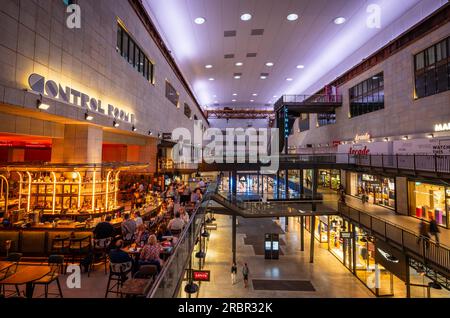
[[143, 0, 446, 110]]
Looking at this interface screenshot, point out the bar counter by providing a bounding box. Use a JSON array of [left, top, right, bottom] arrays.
[[0, 202, 162, 257]]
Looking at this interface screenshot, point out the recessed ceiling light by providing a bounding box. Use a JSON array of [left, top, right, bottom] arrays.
[[214, 100, 218, 103], [260, 76, 267, 79], [286, 77, 293, 81], [252, 93, 257, 96], [232, 93, 237, 96], [333, 17, 346, 25], [194, 17, 206, 24], [234, 75, 241, 79], [205, 64, 212, 69], [265, 62, 274, 67], [240, 13, 252, 21], [235, 62, 243, 66], [296, 64, 305, 69], [287, 13, 298, 21], [208, 77, 215, 81], [250, 99, 254, 102], [232, 99, 236, 102], [273, 95, 277, 98]]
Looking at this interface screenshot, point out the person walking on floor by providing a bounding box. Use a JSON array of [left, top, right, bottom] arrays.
[[231, 262, 237, 285], [429, 215, 440, 245], [242, 263, 250, 288], [417, 218, 430, 247]]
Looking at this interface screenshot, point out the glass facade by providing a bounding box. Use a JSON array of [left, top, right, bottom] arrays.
[[349, 72, 384, 117], [414, 36, 449, 98], [408, 181, 449, 227], [116, 23, 154, 83], [350, 172, 395, 209], [319, 169, 341, 190]]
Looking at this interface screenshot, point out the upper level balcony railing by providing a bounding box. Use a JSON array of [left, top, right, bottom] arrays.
[[199, 153, 450, 174], [274, 94, 343, 112]]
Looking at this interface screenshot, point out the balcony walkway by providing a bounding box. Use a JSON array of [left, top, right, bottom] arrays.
[[319, 188, 450, 248]]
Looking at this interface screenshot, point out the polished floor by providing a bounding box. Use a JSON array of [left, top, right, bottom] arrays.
[[194, 214, 375, 298]]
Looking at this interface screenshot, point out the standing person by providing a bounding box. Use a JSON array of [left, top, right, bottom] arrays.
[[429, 215, 440, 245], [242, 263, 250, 288], [231, 262, 237, 285]]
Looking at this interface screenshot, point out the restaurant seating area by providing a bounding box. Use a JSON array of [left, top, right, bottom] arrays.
[[0, 178, 207, 298]]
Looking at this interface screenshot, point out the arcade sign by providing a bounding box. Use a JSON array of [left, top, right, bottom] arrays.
[[192, 270, 210, 282], [28, 73, 135, 124], [354, 133, 371, 142]]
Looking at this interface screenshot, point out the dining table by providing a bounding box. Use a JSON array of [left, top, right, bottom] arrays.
[[0, 261, 14, 273], [0, 265, 51, 298]]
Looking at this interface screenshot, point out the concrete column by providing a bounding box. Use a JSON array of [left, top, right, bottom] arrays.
[[138, 138, 158, 173], [8, 148, 25, 162], [300, 169, 304, 196], [51, 125, 103, 164], [232, 215, 236, 264], [300, 215, 304, 251], [312, 169, 318, 210], [310, 215, 316, 263]]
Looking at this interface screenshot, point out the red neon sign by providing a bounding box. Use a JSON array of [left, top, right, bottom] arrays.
[[192, 270, 210, 282]]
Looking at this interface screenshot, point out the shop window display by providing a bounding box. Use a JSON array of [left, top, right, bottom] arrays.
[[319, 169, 341, 190], [408, 181, 448, 227], [328, 216, 351, 269], [351, 173, 395, 209]]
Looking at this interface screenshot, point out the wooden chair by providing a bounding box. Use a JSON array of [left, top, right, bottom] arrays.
[[105, 261, 132, 298], [33, 255, 64, 298], [91, 237, 112, 274]]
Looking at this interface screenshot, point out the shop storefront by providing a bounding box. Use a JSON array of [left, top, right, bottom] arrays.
[[319, 169, 341, 190], [328, 216, 352, 269], [313, 216, 329, 243], [408, 181, 449, 228], [349, 172, 396, 209]]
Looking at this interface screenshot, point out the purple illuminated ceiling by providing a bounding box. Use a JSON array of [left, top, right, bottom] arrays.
[[143, 0, 445, 109]]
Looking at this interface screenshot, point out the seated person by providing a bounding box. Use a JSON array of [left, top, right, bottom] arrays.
[[135, 223, 150, 246], [109, 239, 132, 264], [179, 207, 190, 224], [167, 212, 185, 232], [121, 213, 137, 244], [139, 235, 162, 272], [93, 215, 115, 239], [190, 188, 202, 203], [156, 223, 172, 242], [109, 240, 133, 280], [134, 211, 143, 227]]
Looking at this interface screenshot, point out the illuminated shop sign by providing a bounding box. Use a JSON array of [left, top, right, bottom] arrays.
[[354, 133, 371, 142], [434, 122, 450, 132], [192, 270, 210, 282], [28, 73, 135, 124]]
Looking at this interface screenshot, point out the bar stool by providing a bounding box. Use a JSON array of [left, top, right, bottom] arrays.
[[91, 237, 112, 274]]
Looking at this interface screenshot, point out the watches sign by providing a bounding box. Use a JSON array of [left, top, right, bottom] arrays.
[[28, 73, 135, 124]]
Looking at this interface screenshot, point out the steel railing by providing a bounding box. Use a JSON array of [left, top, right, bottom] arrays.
[[147, 181, 218, 298], [338, 202, 450, 275], [200, 153, 450, 174]]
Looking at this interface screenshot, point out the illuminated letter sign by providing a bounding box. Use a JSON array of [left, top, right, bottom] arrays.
[[435, 123, 450, 132], [28, 73, 135, 124]]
